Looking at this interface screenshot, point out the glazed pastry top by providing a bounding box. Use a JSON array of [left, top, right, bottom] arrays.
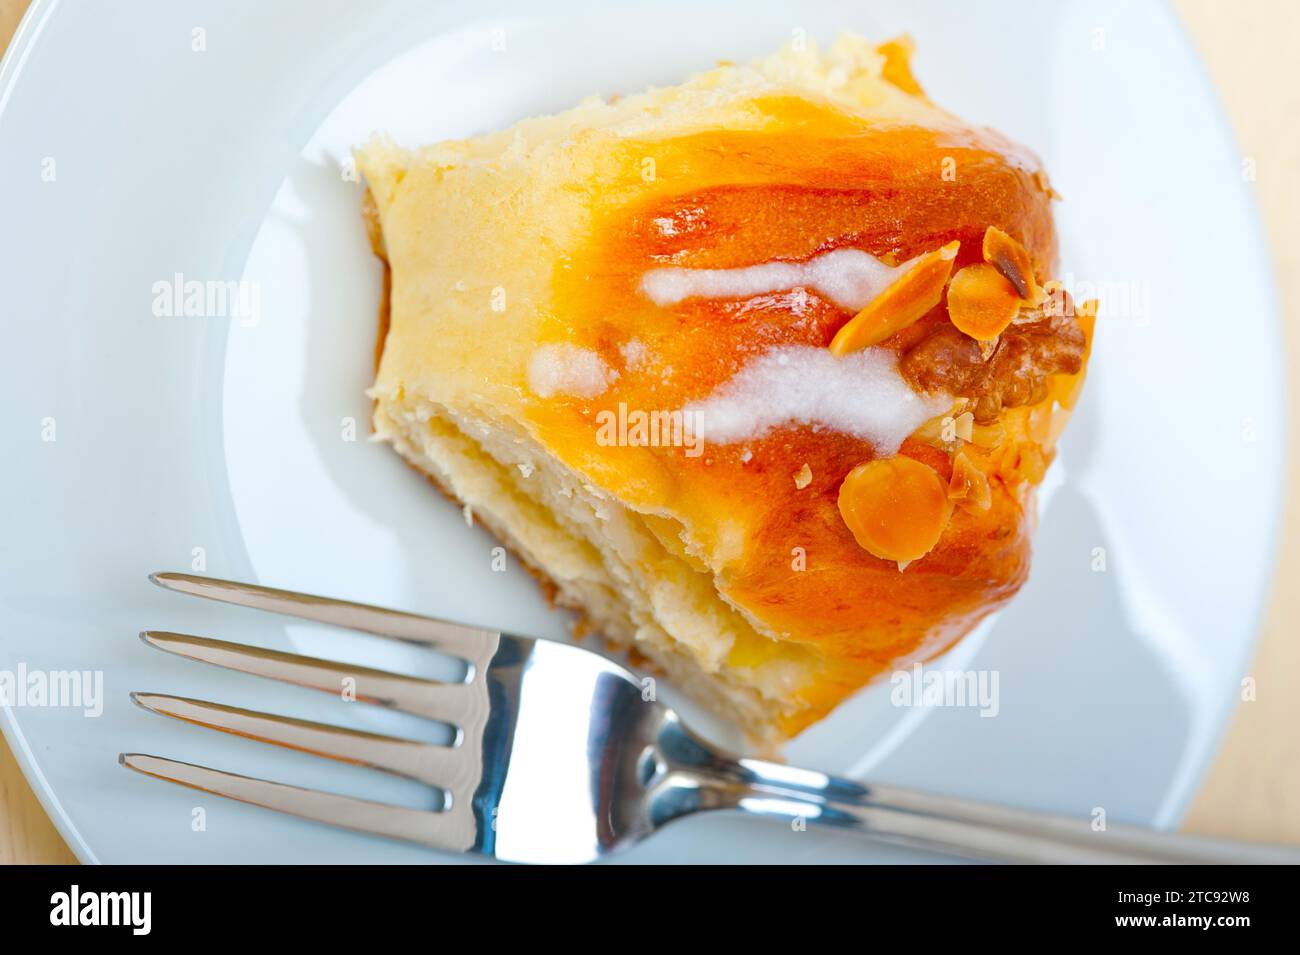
[[358, 36, 1093, 732]]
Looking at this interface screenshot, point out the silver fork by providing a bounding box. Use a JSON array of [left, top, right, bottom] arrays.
[[122, 572, 1299, 865]]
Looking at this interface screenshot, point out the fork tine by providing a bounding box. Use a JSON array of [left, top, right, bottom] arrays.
[[139, 631, 478, 725], [130, 693, 458, 788], [119, 753, 472, 853], [149, 572, 496, 662]]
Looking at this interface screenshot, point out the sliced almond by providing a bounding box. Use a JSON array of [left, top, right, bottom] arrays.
[[829, 241, 959, 356], [911, 416, 948, 447], [969, 420, 1006, 448], [1027, 402, 1054, 443], [947, 262, 1021, 342], [982, 226, 1042, 304], [875, 36, 925, 97], [837, 456, 952, 563], [953, 411, 974, 443], [1040, 280, 1072, 319], [793, 463, 813, 490], [1003, 442, 1048, 485], [1033, 169, 1061, 200], [913, 401, 971, 447], [948, 450, 992, 512]]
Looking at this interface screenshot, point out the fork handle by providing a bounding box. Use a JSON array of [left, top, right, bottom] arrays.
[[689, 757, 1300, 864]]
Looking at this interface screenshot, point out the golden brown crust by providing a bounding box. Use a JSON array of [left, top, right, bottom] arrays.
[[359, 40, 1093, 739], [363, 189, 393, 376], [531, 98, 1090, 732]]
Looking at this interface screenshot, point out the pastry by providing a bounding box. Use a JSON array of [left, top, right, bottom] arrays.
[[356, 35, 1094, 743]]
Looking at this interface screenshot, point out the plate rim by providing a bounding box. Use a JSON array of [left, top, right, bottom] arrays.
[[0, 0, 103, 865], [0, 0, 1287, 863]]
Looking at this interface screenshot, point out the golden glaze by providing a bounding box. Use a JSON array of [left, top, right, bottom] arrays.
[[516, 97, 1087, 735]]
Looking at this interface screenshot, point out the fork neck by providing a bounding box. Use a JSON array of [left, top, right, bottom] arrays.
[[646, 716, 871, 828]]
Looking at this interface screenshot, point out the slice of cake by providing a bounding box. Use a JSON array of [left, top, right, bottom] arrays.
[[356, 35, 1093, 743]]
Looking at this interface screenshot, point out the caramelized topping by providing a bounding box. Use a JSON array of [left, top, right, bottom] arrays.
[[837, 456, 952, 564], [829, 241, 959, 356], [946, 262, 1021, 341], [899, 313, 1086, 423]]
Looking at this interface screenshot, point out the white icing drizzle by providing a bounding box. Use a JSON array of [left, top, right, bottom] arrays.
[[683, 345, 948, 453], [640, 247, 913, 312], [619, 338, 649, 370], [527, 344, 612, 399]]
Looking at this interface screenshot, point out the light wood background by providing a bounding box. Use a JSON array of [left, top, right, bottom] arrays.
[[0, 0, 1295, 863]]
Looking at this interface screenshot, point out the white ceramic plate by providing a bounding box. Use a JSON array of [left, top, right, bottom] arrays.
[[0, 0, 1284, 864]]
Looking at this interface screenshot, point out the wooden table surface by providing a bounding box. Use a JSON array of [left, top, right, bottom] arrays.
[[1, 0, 1296, 863]]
